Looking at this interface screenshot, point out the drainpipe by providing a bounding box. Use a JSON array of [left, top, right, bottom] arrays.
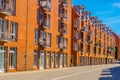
[[25, 0, 28, 71]]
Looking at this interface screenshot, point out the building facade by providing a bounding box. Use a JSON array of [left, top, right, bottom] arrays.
[[0, 0, 116, 73], [113, 33, 120, 60], [71, 6, 116, 67], [0, 0, 72, 72]]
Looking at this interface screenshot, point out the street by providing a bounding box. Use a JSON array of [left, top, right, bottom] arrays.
[[0, 64, 120, 80]]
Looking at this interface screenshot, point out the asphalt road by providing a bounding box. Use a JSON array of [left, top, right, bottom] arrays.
[[0, 64, 120, 80]]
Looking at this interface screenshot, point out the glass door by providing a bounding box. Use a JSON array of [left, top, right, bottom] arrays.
[[40, 51, 45, 69], [60, 53, 63, 68], [0, 47, 6, 72], [51, 53, 54, 69]]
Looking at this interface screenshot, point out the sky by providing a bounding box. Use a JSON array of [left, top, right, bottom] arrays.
[[72, 0, 120, 35]]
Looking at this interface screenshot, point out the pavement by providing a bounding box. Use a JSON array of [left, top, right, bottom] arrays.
[[0, 64, 120, 80]]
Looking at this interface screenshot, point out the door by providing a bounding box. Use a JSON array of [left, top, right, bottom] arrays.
[[0, 47, 6, 72], [71, 55, 74, 67], [79, 56, 83, 66], [51, 53, 54, 69], [60, 53, 63, 68], [40, 51, 45, 69]]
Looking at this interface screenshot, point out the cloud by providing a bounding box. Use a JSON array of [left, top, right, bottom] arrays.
[[112, 2, 120, 8]]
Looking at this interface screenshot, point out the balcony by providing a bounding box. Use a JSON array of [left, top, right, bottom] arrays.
[[0, 0, 15, 15], [60, 27, 67, 35], [60, 0, 67, 7], [0, 32, 10, 42], [81, 49, 84, 55], [73, 35, 79, 40], [95, 42, 99, 46], [40, 0, 50, 11], [81, 39, 86, 43], [60, 44, 65, 51], [88, 40, 93, 44], [88, 31, 93, 35], [40, 39, 46, 48], [81, 27, 87, 32], [60, 13, 67, 21], [41, 18, 50, 29]]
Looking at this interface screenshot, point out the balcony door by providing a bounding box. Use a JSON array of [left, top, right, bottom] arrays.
[[0, 46, 6, 72], [40, 51, 45, 69]]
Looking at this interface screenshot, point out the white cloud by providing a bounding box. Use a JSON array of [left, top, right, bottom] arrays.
[[112, 2, 120, 8]]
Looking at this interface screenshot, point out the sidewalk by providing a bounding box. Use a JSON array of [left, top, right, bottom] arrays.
[[0, 64, 120, 80]]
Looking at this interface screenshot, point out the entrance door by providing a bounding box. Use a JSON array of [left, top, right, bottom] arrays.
[[0, 47, 6, 72], [51, 53, 54, 69], [79, 56, 83, 66], [71, 56, 74, 67], [40, 51, 45, 69], [60, 53, 63, 68]]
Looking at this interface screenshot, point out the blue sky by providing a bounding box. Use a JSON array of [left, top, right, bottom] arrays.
[[72, 0, 120, 35]]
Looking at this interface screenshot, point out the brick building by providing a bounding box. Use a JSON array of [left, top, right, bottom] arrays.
[[0, 0, 72, 72], [0, 0, 116, 73], [71, 5, 116, 67], [113, 33, 120, 60]]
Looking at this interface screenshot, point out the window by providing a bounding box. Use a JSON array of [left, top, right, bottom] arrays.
[[64, 54, 67, 66], [34, 51, 38, 67], [60, 36, 64, 48], [56, 36, 59, 48], [11, 0, 16, 15], [10, 22, 17, 41], [55, 53, 59, 66], [9, 48, 16, 68], [34, 29, 38, 44], [37, 9, 40, 23], [0, 19, 8, 39], [40, 31, 46, 46], [46, 52, 50, 67], [73, 42, 78, 51], [64, 38, 67, 49], [46, 33, 51, 47]]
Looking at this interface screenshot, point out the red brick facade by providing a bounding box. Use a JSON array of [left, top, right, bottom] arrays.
[[0, 0, 116, 73]]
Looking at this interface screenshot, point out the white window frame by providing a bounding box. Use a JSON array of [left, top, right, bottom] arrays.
[[46, 52, 50, 67], [0, 19, 8, 39], [34, 51, 38, 67], [9, 48, 16, 69], [55, 53, 59, 66], [34, 29, 38, 44], [46, 33, 51, 47], [10, 22, 17, 41]]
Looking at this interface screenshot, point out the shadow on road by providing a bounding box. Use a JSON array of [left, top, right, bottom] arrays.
[[99, 66, 120, 80]]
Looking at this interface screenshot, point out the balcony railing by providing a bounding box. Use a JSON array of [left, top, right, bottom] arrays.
[[60, 27, 67, 35], [0, 0, 15, 15], [81, 27, 87, 32], [95, 42, 99, 46], [41, 18, 50, 29], [88, 31, 93, 35], [81, 39, 86, 43], [60, 13, 67, 20], [60, 0, 67, 7], [40, 39, 46, 48], [40, 0, 50, 11], [73, 35, 79, 40], [0, 32, 10, 42], [60, 44, 65, 51]]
